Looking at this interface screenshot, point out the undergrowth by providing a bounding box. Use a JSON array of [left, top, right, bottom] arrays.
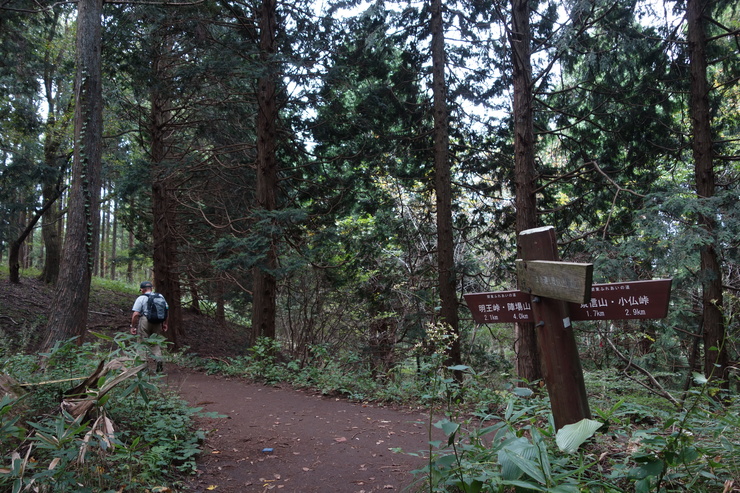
[[0, 333, 218, 492]]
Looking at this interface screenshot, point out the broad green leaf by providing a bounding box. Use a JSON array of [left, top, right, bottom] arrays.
[[433, 454, 457, 469], [500, 449, 546, 483], [88, 331, 114, 341], [555, 419, 603, 453], [498, 438, 545, 483], [511, 387, 534, 397], [548, 484, 580, 493], [434, 419, 460, 438], [502, 479, 547, 491], [692, 372, 708, 385]]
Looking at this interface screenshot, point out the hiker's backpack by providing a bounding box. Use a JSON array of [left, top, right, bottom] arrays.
[[145, 293, 168, 324]]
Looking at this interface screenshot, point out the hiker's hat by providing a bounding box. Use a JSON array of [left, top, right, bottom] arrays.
[[140, 281, 153, 289]]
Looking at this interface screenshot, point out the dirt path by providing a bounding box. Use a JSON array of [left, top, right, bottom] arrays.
[[167, 367, 441, 492]]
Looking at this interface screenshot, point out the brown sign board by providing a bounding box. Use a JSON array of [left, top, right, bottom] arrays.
[[463, 290, 534, 324], [569, 279, 672, 321], [465, 279, 672, 324], [515, 260, 593, 304]]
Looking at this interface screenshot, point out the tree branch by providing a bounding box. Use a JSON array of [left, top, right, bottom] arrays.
[[603, 332, 681, 408]]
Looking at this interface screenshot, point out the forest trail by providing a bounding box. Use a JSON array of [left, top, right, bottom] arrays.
[[166, 366, 440, 493]]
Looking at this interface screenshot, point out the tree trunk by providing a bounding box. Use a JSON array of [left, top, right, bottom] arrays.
[[251, 0, 279, 341], [44, 0, 103, 349], [152, 179, 182, 346], [97, 195, 107, 278], [188, 273, 202, 314], [110, 201, 118, 280], [216, 279, 226, 324], [687, 0, 728, 386], [38, 5, 69, 285], [40, 181, 63, 284], [127, 206, 134, 283], [510, 0, 542, 384], [150, 39, 182, 348], [430, 0, 461, 373]]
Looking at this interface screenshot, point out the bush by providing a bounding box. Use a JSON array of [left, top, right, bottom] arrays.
[[407, 372, 740, 492], [0, 334, 211, 492]]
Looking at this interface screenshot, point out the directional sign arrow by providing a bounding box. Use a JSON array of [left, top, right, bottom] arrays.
[[464, 279, 672, 324]]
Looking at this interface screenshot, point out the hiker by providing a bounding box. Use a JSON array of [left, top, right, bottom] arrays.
[[130, 281, 169, 372]]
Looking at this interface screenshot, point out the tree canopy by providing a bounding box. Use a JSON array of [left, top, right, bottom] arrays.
[[1, 0, 739, 397]]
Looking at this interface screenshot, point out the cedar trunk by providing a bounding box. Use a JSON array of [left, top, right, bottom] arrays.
[[150, 43, 182, 348], [510, 0, 542, 383], [152, 179, 182, 346], [40, 111, 65, 284], [44, 0, 103, 348], [40, 182, 63, 284], [252, 0, 279, 341], [687, 0, 728, 385], [430, 0, 461, 371]]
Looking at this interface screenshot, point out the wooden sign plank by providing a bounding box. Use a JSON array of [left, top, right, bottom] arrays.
[[515, 259, 593, 304], [463, 291, 533, 324], [569, 279, 672, 321], [465, 279, 672, 324]]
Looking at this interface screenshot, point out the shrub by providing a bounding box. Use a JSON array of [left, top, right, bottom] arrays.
[[0, 334, 211, 492]]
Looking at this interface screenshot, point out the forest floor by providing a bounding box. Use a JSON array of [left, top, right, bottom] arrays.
[[0, 277, 439, 492]]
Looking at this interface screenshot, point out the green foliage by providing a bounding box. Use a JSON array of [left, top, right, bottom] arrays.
[[0, 336, 208, 491], [405, 372, 739, 492]]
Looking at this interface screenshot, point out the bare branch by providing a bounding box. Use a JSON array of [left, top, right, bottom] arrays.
[[603, 331, 681, 408]]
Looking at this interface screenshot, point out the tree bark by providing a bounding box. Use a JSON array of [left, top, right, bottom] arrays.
[[40, 180, 63, 284], [39, 12, 71, 285], [687, 0, 728, 386], [110, 201, 118, 280], [152, 178, 182, 346], [127, 224, 134, 283], [510, 0, 542, 384], [187, 273, 202, 314], [44, 0, 103, 349], [430, 0, 461, 373], [251, 0, 279, 341], [150, 36, 182, 348]]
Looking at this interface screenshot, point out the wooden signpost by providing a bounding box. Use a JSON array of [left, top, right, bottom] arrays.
[[464, 226, 672, 430], [465, 279, 672, 325]]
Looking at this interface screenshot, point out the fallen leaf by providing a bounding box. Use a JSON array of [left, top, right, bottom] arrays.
[[206, 486, 218, 491]]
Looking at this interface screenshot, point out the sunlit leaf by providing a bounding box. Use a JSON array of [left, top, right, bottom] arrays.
[[555, 419, 602, 453], [692, 372, 708, 385]]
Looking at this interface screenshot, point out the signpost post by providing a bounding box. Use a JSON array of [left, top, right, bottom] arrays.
[[464, 226, 672, 430]]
